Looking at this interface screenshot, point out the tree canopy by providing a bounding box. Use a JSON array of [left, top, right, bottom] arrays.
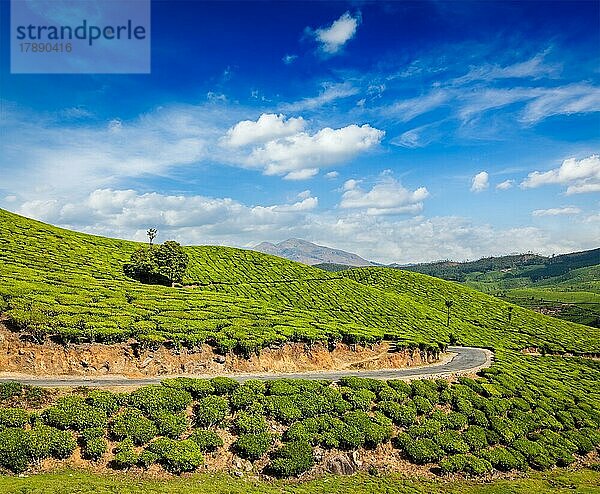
[[124, 241, 189, 285]]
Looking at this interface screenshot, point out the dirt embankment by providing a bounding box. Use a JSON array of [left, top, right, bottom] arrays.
[[0, 324, 438, 377]]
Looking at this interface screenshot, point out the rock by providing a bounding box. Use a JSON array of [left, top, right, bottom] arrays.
[[325, 454, 356, 475], [80, 360, 89, 368], [214, 355, 226, 364], [352, 450, 362, 467], [313, 446, 324, 462], [232, 470, 243, 477], [140, 356, 153, 368]]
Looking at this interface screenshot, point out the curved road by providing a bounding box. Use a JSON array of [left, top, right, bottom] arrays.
[[0, 346, 492, 388]]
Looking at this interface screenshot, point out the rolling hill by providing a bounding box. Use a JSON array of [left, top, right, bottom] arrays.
[[0, 208, 599, 482], [0, 208, 598, 356]]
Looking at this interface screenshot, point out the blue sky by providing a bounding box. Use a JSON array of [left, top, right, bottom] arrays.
[[1, 0, 599, 263]]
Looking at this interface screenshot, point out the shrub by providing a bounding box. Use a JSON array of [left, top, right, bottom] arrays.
[[138, 449, 160, 469], [269, 441, 314, 477], [435, 430, 470, 454], [446, 412, 468, 431], [0, 427, 31, 472], [265, 396, 303, 424], [194, 395, 229, 427], [439, 453, 469, 474], [162, 378, 214, 398], [469, 409, 489, 427], [152, 411, 188, 439], [403, 438, 443, 464], [80, 427, 104, 442], [86, 390, 119, 416], [234, 411, 268, 434], [479, 446, 527, 471], [511, 439, 554, 470], [464, 456, 493, 475], [233, 433, 274, 460], [110, 408, 157, 445], [188, 429, 223, 452], [82, 437, 107, 461], [112, 439, 138, 469], [129, 385, 192, 414], [27, 425, 75, 461], [230, 383, 265, 410], [341, 388, 376, 411], [413, 396, 433, 415], [563, 430, 595, 454], [161, 439, 204, 474], [42, 396, 107, 431], [210, 377, 239, 395], [339, 376, 383, 392], [0, 407, 29, 428], [387, 380, 412, 395], [463, 426, 488, 452], [0, 382, 23, 401]]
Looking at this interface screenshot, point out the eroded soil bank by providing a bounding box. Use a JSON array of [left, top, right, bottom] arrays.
[[0, 324, 438, 377]]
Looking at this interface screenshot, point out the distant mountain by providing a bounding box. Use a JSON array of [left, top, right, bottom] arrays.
[[253, 238, 375, 267]]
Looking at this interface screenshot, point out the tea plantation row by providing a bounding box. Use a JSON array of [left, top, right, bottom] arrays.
[[0, 350, 598, 477]]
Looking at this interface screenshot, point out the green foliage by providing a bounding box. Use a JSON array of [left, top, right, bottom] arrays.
[[42, 396, 107, 431], [160, 439, 204, 474], [234, 411, 268, 434], [402, 438, 443, 464], [269, 441, 314, 477], [188, 429, 223, 452], [129, 385, 192, 414], [82, 437, 107, 461], [0, 407, 29, 428], [124, 241, 189, 285], [152, 411, 188, 439], [110, 408, 157, 445], [112, 439, 138, 469], [86, 390, 119, 416], [233, 433, 274, 460], [195, 395, 229, 427]]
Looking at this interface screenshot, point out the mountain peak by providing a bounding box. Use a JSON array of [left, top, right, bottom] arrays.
[[253, 238, 375, 266]]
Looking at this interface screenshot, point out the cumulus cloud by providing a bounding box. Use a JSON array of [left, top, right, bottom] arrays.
[[339, 175, 429, 215], [471, 171, 489, 192], [521, 155, 600, 194], [532, 206, 581, 217], [248, 123, 384, 179], [309, 12, 361, 55], [496, 179, 514, 190], [282, 54, 298, 65], [325, 171, 339, 179], [223, 113, 306, 147]]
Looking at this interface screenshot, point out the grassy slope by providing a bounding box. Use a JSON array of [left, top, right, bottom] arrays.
[[1, 208, 598, 355], [1, 468, 599, 494]]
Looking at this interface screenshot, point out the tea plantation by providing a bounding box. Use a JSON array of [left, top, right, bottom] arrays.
[[0, 208, 598, 481]]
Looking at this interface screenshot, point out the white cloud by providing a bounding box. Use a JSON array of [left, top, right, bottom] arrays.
[[325, 171, 339, 179], [383, 90, 449, 122], [451, 52, 560, 86], [310, 12, 361, 55], [521, 155, 600, 194], [282, 54, 298, 65], [340, 175, 429, 215], [283, 168, 320, 181], [471, 171, 489, 192], [496, 179, 514, 190], [281, 82, 359, 112], [532, 206, 581, 217], [248, 124, 384, 178], [521, 84, 600, 123], [223, 113, 306, 147]]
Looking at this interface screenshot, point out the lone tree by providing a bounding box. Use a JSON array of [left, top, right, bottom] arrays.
[[124, 240, 189, 286], [155, 240, 189, 285], [147, 228, 158, 246], [445, 299, 454, 327]]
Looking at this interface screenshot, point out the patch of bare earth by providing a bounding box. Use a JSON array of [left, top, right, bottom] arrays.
[[0, 323, 438, 377]]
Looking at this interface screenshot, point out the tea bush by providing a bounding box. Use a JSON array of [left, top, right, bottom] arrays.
[[188, 429, 223, 452]]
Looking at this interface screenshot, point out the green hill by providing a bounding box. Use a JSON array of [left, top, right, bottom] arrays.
[[0, 208, 599, 481], [0, 208, 598, 356]]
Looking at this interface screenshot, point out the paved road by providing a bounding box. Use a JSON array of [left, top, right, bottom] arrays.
[[0, 346, 492, 388]]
